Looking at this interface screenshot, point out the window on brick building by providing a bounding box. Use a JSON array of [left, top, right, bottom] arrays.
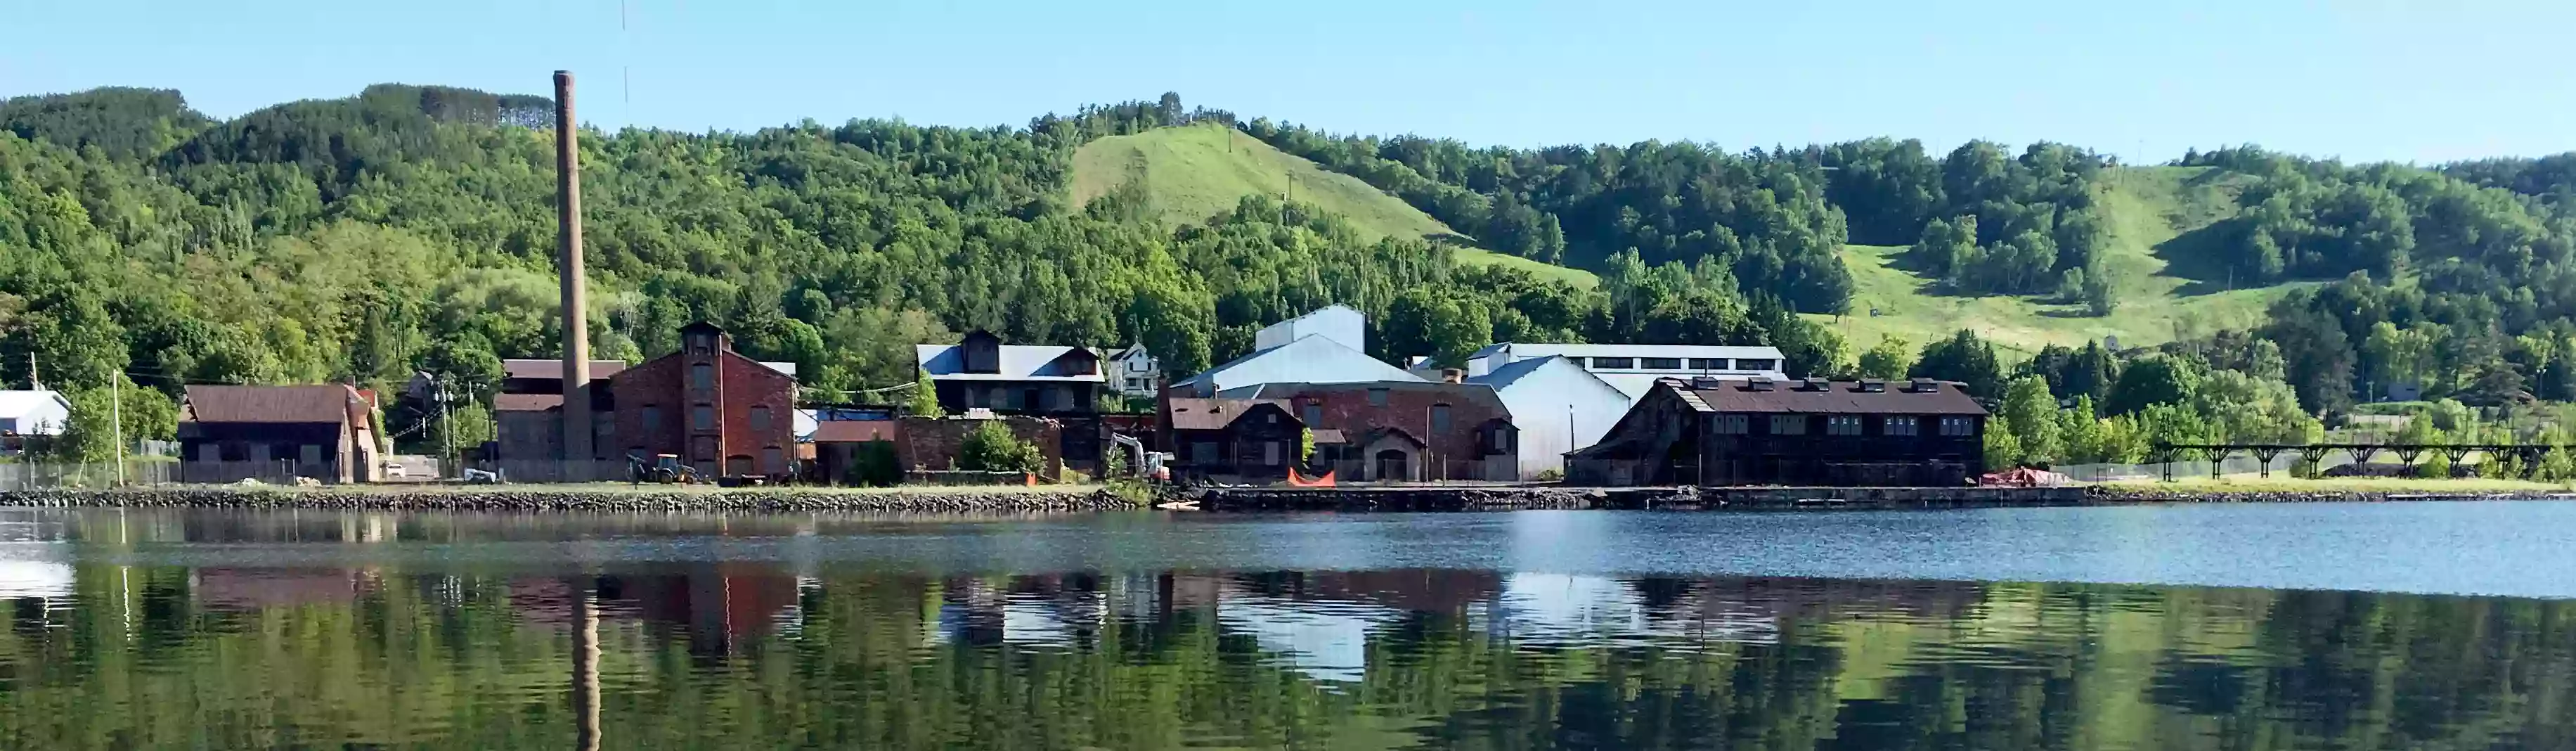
[[1302, 402, 1322, 425], [1432, 404, 1451, 432], [1368, 388, 1390, 406], [749, 406, 771, 432], [692, 405, 714, 430], [690, 364, 713, 391], [1826, 415, 1863, 435], [641, 406, 661, 432], [1886, 416, 1920, 436], [1714, 414, 1749, 434], [1770, 415, 1807, 435]]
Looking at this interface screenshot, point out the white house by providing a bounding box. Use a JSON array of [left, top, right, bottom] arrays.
[[1466, 356, 1629, 477], [1463, 343, 1790, 400], [0, 390, 71, 437], [1108, 344, 1160, 397]]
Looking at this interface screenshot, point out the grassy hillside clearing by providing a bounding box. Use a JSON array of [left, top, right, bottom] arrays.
[[1072, 124, 1597, 287], [1810, 166, 2297, 358]]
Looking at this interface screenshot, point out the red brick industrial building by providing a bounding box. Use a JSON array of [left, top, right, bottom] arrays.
[[607, 321, 798, 477], [1210, 380, 1517, 482]]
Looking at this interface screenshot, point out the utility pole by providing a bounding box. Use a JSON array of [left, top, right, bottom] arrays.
[[436, 374, 455, 478], [111, 374, 123, 487]]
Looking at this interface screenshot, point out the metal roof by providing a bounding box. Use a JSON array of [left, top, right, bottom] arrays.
[[0, 390, 67, 418], [182, 385, 360, 424], [1172, 335, 1425, 390], [915, 344, 1105, 383], [1673, 379, 1986, 415], [1166, 397, 1293, 431], [1466, 342, 1789, 362]]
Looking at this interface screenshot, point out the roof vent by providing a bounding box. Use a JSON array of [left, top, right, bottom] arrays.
[[1745, 378, 1775, 392], [1909, 378, 1939, 393], [1858, 380, 1886, 392], [1689, 376, 1726, 390], [1801, 378, 1832, 391]]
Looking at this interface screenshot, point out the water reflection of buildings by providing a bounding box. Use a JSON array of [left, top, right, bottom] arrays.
[[901, 570, 1964, 685]]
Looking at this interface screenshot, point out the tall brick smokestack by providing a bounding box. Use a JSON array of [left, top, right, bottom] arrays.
[[555, 70, 593, 469]]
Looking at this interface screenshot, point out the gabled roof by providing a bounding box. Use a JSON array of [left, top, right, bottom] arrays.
[[1468, 354, 1595, 390], [1673, 378, 1986, 415], [914, 343, 1104, 382], [182, 385, 360, 425], [1166, 398, 1293, 431], [0, 390, 67, 418], [1170, 334, 1422, 391]]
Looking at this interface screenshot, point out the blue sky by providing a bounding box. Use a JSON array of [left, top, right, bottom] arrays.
[[6, 1, 2570, 163]]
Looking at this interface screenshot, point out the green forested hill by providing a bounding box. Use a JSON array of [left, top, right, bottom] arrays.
[[1070, 124, 1596, 286], [6, 84, 2576, 465]]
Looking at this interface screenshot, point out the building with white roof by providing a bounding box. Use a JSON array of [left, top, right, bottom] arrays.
[[0, 390, 71, 437], [1169, 304, 1423, 397], [1463, 343, 1790, 399], [914, 330, 1106, 413]]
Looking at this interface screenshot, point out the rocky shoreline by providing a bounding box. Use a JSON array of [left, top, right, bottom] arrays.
[[6, 484, 2563, 513], [2083, 486, 2575, 503], [0, 487, 1144, 513]]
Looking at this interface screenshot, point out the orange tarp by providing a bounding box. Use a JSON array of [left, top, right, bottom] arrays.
[[1286, 468, 1336, 487]]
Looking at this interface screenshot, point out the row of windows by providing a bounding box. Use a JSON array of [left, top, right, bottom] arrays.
[[634, 404, 779, 432], [1575, 357, 1778, 371], [1713, 414, 1976, 436]]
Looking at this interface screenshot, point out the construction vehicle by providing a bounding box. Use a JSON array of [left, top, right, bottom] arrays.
[[628, 454, 705, 484]]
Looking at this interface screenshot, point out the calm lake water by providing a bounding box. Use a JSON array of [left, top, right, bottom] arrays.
[[2, 501, 2573, 750]]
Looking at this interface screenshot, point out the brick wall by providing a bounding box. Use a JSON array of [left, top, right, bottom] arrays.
[[1266, 385, 1513, 465], [607, 350, 797, 475], [895, 416, 1064, 477]]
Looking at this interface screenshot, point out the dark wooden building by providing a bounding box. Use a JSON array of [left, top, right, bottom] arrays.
[[179, 385, 382, 484], [1165, 397, 1307, 481], [1569, 377, 1986, 487]]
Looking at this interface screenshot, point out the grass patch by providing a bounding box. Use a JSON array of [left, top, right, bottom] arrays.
[[1071, 124, 1596, 287], [1811, 165, 2295, 358]]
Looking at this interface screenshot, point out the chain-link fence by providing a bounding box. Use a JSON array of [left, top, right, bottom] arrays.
[[0, 461, 181, 489]]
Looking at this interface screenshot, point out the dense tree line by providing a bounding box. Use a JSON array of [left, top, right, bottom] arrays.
[[1238, 120, 1856, 313]]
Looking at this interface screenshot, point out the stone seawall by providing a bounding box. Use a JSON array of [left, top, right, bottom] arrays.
[[0, 487, 1140, 513], [1196, 485, 2088, 511]]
